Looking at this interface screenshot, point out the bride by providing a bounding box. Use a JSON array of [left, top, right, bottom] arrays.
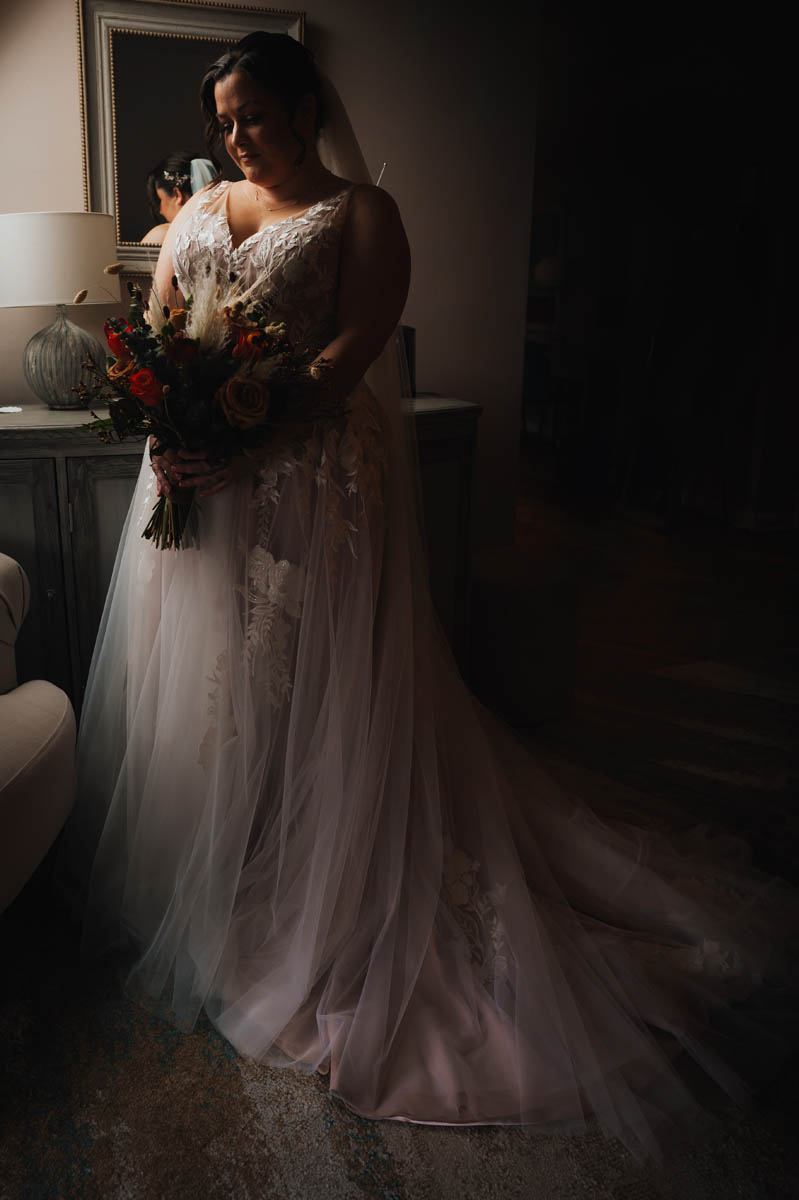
[[61, 31, 798, 1166]]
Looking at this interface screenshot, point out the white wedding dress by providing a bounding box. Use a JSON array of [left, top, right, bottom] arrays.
[[61, 178, 798, 1165]]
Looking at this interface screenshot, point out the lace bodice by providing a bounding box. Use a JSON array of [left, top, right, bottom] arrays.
[[173, 179, 355, 351]]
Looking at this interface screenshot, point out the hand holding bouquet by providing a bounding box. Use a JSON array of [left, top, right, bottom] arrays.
[[78, 268, 339, 549]]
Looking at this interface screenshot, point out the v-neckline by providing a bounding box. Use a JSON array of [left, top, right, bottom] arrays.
[[221, 182, 351, 255]]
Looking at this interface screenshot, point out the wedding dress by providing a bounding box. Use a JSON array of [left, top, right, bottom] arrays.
[[60, 177, 798, 1167]]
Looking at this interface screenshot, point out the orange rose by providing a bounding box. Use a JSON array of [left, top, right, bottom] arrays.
[[107, 356, 136, 383], [217, 376, 270, 429], [168, 308, 188, 333], [129, 368, 164, 407], [232, 330, 269, 361]]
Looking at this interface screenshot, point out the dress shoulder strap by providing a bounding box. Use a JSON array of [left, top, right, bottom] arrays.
[[195, 179, 232, 213]]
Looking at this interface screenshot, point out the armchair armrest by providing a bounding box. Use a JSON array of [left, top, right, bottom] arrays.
[[0, 552, 30, 694]]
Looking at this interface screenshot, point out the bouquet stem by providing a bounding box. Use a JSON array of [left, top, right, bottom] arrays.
[[142, 490, 198, 550]]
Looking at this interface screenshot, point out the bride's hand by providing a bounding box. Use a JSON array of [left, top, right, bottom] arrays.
[[171, 448, 259, 498], [150, 445, 181, 497]]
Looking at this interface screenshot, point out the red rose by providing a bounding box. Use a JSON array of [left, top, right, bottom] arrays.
[[106, 330, 129, 358], [232, 330, 269, 361], [164, 332, 199, 364], [129, 368, 164, 407], [105, 322, 133, 357]]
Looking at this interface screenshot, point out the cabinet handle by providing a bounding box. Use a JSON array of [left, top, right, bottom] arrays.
[[46, 587, 56, 601], [68, 501, 74, 535]]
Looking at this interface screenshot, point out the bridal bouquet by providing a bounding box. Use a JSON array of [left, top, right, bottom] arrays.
[[79, 270, 337, 549]]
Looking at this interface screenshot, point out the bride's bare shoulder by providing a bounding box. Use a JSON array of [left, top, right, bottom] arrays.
[[343, 183, 405, 246], [347, 182, 400, 213]]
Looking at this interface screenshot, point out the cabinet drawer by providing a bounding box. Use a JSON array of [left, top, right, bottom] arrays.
[[66, 454, 143, 703]]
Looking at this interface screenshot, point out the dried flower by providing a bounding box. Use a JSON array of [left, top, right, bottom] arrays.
[[222, 303, 258, 333], [73, 289, 88, 304], [103, 262, 125, 275], [309, 357, 332, 382]]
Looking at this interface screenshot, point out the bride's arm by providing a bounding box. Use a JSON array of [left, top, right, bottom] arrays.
[[321, 183, 411, 401]]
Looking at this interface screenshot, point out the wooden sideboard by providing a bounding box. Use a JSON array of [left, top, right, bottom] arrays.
[[0, 396, 480, 711]]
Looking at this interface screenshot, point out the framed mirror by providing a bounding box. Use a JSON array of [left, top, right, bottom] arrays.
[[78, 0, 304, 273]]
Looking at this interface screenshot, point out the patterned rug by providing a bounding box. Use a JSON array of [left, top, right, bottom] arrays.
[[1, 904, 797, 1200]]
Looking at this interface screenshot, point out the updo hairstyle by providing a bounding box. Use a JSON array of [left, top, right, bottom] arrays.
[[145, 150, 198, 222], [199, 32, 327, 172]]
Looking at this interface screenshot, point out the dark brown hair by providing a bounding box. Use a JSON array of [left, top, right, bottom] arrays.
[[199, 33, 326, 172], [145, 150, 197, 222]]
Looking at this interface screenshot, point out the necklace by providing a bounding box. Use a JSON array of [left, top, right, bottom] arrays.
[[251, 186, 305, 212], [250, 170, 331, 212]]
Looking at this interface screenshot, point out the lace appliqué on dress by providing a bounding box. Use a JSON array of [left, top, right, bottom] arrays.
[[172, 182, 231, 297], [319, 396, 389, 566], [240, 546, 305, 704], [198, 650, 235, 771], [173, 181, 354, 356], [252, 392, 389, 577], [441, 836, 509, 988], [198, 550, 305, 768]]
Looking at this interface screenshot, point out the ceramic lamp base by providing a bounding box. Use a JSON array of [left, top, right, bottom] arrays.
[[23, 305, 105, 410]]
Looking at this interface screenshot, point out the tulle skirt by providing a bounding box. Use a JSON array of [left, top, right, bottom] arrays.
[[61, 379, 799, 1166]]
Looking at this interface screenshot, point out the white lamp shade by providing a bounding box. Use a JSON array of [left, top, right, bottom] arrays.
[[0, 211, 121, 307]]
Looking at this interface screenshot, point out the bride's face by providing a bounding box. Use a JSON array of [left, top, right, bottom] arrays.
[[213, 71, 315, 187]]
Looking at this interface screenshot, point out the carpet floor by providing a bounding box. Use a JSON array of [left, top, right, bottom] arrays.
[[2, 443, 797, 1199]]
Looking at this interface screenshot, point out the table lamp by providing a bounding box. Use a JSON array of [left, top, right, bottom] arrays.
[[0, 212, 121, 410]]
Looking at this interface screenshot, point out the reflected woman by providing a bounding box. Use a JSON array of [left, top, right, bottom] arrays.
[[140, 151, 217, 245]]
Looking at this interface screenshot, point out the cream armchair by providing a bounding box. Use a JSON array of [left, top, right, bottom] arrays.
[[0, 553, 76, 913]]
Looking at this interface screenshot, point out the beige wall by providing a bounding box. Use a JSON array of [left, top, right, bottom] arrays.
[[0, 0, 536, 545], [0, 0, 123, 403]]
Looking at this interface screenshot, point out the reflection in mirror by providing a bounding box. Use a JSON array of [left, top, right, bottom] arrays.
[[78, 1, 303, 271], [113, 32, 239, 245]]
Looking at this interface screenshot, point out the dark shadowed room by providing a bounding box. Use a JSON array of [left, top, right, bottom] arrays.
[[0, 1, 796, 1197]]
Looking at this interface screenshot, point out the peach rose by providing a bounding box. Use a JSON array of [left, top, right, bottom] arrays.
[[217, 376, 270, 429]]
